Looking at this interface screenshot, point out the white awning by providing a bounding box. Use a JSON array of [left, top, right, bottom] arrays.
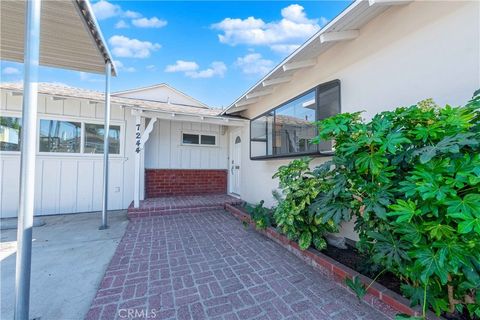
[[0, 0, 116, 76]]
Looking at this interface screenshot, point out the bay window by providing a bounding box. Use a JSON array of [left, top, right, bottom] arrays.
[[250, 80, 340, 160]]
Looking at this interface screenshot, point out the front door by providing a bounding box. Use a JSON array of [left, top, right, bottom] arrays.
[[229, 129, 242, 196]]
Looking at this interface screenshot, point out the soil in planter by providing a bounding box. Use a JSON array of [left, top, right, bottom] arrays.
[[322, 243, 403, 294], [322, 244, 473, 320]]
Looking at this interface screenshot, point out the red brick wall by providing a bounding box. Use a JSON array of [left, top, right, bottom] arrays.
[[145, 169, 228, 197]]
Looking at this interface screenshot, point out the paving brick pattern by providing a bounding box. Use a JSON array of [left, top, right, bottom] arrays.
[[86, 210, 388, 320]]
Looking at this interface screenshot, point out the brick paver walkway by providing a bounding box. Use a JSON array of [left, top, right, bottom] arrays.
[[86, 210, 389, 320]]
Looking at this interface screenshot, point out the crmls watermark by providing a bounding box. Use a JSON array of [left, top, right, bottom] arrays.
[[118, 308, 160, 319]]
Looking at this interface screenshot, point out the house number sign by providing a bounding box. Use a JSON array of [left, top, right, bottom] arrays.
[[135, 124, 141, 153]]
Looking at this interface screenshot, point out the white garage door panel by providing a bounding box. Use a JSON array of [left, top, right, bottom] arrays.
[[0, 157, 20, 218], [39, 159, 62, 215], [108, 161, 124, 210], [92, 161, 103, 210], [59, 161, 78, 213], [76, 161, 95, 212]]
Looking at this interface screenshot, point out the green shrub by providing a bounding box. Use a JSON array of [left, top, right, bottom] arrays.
[[272, 157, 335, 250], [245, 200, 272, 230], [308, 92, 480, 318]]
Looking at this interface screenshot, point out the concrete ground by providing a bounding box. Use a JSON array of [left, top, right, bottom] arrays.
[[87, 210, 389, 320], [0, 211, 129, 320]]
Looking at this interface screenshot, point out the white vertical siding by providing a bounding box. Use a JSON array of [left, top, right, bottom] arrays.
[[145, 119, 228, 169], [0, 91, 137, 218]]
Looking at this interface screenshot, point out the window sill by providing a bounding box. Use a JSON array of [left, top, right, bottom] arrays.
[[250, 151, 333, 161]]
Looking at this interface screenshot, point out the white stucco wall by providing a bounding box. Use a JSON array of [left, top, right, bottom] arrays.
[[0, 90, 137, 218], [236, 1, 480, 240], [145, 119, 228, 169]]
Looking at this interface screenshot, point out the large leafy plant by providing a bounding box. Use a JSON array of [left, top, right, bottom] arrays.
[[272, 92, 480, 318], [272, 157, 336, 250], [308, 93, 480, 318]]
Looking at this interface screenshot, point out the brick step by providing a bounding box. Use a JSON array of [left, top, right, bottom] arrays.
[[127, 194, 243, 218]]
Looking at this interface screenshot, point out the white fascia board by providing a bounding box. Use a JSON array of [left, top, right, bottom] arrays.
[[262, 76, 293, 87], [282, 59, 317, 72], [369, 0, 412, 6], [246, 89, 274, 99], [132, 108, 247, 127], [319, 30, 359, 44]]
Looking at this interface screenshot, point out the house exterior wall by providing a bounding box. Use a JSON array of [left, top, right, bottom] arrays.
[[114, 86, 206, 108], [0, 90, 137, 218], [144, 119, 228, 170], [145, 169, 227, 197], [235, 1, 480, 240]]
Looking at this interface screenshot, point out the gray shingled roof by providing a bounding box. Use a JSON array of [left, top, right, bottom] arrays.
[[0, 82, 222, 117]]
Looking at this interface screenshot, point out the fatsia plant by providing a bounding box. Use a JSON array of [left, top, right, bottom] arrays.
[[307, 92, 480, 318]]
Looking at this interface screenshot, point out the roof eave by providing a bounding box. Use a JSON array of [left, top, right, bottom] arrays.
[[222, 0, 412, 115]]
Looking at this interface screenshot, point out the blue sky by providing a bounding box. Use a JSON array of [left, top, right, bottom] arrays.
[[1, 1, 350, 108]]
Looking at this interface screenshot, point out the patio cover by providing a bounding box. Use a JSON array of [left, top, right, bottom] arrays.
[[1, 0, 116, 75]]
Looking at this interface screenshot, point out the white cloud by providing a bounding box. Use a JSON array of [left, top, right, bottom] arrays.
[[92, 0, 164, 30], [115, 20, 129, 29], [281, 4, 311, 23], [113, 60, 136, 72], [235, 53, 274, 75], [108, 35, 161, 58], [165, 60, 227, 78], [146, 65, 157, 71], [165, 60, 199, 73], [212, 4, 327, 53], [270, 44, 300, 54], [124, 10, 142, 19], [92, 0, 121, 20], [79, 72, 102, 82], [132, 17, 167, 28], [2, 67, 20, 75], [79, 72, 89, 81], [187, 62, 227, 79]]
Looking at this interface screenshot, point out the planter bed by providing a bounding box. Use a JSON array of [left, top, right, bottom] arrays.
[[225, 203, 444, 320], [323, 243, 402, 295]]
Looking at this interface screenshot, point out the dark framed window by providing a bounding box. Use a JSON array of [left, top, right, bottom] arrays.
[[84, 123, 121, 154], [201, 135, 216, 145], [182, 133, 216, 146], [183, 133, 200, 144], [0, 116, 21, 151], [250, 80, 340, 160], [39, 119, 81, 153]]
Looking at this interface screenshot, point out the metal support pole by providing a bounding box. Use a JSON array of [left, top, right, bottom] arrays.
[[14, 0, 41, 319], [100, 62, 111, 230]]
